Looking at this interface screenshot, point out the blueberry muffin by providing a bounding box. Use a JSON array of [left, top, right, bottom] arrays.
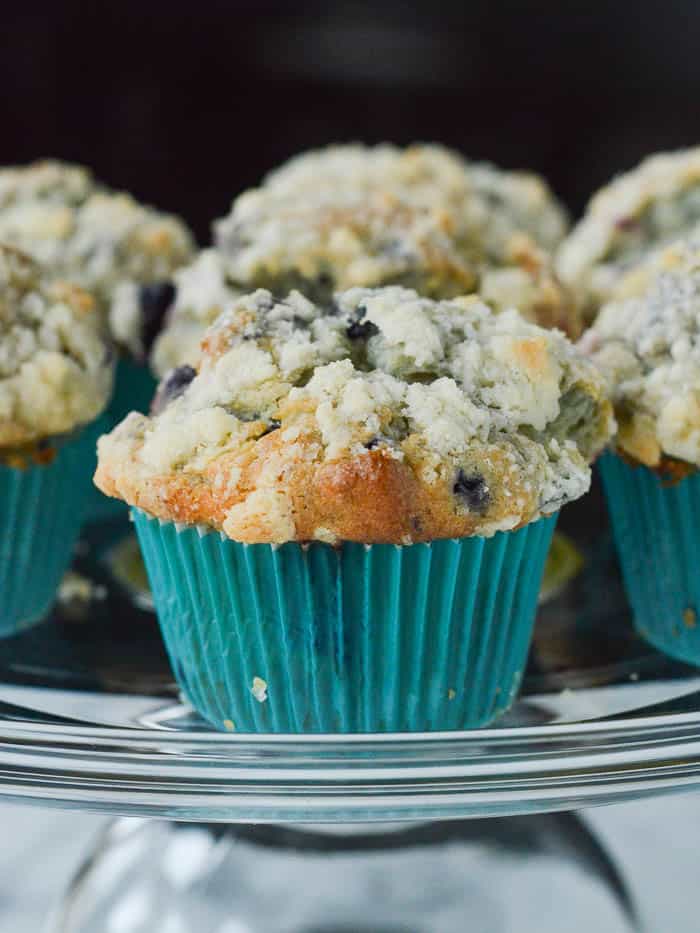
[[214, 144, 578, 336], [558, 147, 700, 322], [0, 245, 114, 632], [0, 160, 194, 359], [584, 239, 700, 665], [0, 159, 195, 519], [96, 286, 610, 732]]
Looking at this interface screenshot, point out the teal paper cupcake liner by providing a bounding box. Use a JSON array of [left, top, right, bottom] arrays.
[[0, 421, 101, 636], [84, 357, 156, 524], [599, 451, 700, 666], [134, 510, 557, 733]]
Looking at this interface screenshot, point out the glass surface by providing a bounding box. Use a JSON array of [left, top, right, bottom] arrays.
[[48, 817, 639, 933], [0, 486, 700, 822]]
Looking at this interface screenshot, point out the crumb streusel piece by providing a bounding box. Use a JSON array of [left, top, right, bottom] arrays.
[[97, 285, 612, 544], [0, 245, 114, 449]]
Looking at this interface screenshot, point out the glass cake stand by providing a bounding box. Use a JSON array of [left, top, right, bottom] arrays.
[[1, 487, 698, 931]]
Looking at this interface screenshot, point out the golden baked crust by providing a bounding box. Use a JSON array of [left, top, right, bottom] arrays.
[[97, 286, 612, 544], [558, 147, 700, 322], [214, 144, 580, 337]]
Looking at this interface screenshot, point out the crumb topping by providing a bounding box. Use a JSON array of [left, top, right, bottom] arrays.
[[558, 147, 700, 320], [582, 240, 700, 469], [151, 250, 242, 376], [0, 160, 194, 354], [214, 144, 574, 332], [0, 160, 92, 208], [97, 286, 612, 543], [0, 245, 114, 448]]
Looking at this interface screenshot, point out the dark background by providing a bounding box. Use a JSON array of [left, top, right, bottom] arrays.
[[2, 1, 699, 241]]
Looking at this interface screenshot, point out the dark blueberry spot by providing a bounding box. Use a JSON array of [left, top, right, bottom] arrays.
[[380, 237, 409, 259], [222, 224, 248, 253], [614, 216, 639, 232], [139, 281, 177, 355], [231, 412, 281, 436], [260, 419, 281, 437], [166, 364, 196, 393], [317, 272, 333, 289], [411, 515, 423, 535], [483, 190, 505, 208], [150, 364, 196, 414], [364, 436, 380, 449], [346, 309, 379, 341], [453, 470, 491, 514]]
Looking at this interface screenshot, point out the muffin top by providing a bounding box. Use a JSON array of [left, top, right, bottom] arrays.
[[0, 245, 114, 451], [257, 144, 567, 253], [0, 160, 195, 355], [214, 144, 577, 336], [557, 147, 700, 321], [96, 285, 612, 544], [581, 239, 700, 473], [150, 250, 242, 377]]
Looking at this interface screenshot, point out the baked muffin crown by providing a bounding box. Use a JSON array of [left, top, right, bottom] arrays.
[[0, 160, 195, 355], [214, 143, 577, 336], [558, 147, 700, 321], [0, 245, 114, 450], [244, 143, 568, 256], [582, 239, 700, 472], [97, 285, 612, 544]]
